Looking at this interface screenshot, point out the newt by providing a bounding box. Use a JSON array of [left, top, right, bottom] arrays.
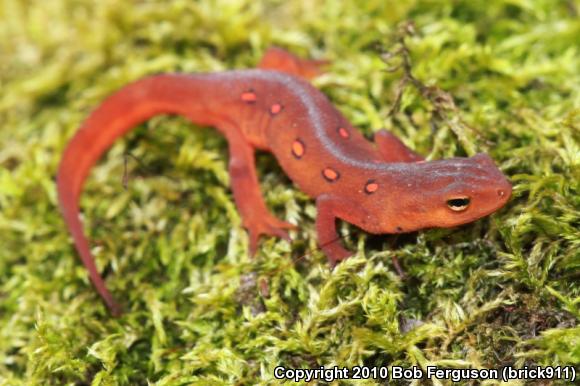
[[57, 48, 512, 315]]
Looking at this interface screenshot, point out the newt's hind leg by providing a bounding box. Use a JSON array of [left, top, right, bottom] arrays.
[[224, 127, 296, 255], [258, 47, 329, 80], [374, 129, 424, 163]]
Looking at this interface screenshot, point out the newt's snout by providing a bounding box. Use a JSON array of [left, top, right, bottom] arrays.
[[469, 153, 512, 215], [496, 177, 512, 206], [473, 152, 512, 201]]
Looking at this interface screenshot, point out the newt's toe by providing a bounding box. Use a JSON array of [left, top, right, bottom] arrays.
[[244, 216, 295, 254]]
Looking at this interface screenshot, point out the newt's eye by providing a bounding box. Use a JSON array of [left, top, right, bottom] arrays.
[[447, 197, 470, 212]]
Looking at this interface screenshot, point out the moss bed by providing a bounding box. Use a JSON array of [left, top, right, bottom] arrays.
[[0, 0, 578, 384]]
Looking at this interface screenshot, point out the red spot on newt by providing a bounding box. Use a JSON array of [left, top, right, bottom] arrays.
[[365, 180, 378, 194], [241, 91, 257, 103], [291, 139, 305, 158], [338, 127, 350, 138], [322, 167, 339, 182], [270, 103, 282, 114]]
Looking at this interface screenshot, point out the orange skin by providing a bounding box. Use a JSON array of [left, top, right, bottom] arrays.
[[57, 48, 512, 315]]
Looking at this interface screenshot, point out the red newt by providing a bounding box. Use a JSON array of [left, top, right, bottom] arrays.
[[57, 48, 512, 315]]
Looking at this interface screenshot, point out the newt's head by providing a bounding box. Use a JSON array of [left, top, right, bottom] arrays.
[[370, 153, 511, 233]]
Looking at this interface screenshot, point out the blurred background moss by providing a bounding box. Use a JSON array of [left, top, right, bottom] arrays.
[[0, 0, 578, 384]]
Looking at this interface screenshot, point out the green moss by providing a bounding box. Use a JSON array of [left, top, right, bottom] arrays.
[[0, 0, 578, 384]]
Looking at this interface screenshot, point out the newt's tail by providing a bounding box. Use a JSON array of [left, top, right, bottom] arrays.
[[57, 74, 209, 315]]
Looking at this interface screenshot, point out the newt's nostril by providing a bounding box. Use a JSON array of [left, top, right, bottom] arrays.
[[497, 189, 505, 197]]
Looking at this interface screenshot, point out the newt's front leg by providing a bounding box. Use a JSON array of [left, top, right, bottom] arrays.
[[374, 129, 424, 163], [258, 47, 329, 80], [315, 194, 363, 266], [225, 129, 295, 254]]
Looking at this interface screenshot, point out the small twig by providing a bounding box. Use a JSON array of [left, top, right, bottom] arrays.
[[382, 27, 456, 117], [265, 232, 352, 278], [391, 255, 407, 279], [122, 154, 129, 190], [380, 21, 480, 155]]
